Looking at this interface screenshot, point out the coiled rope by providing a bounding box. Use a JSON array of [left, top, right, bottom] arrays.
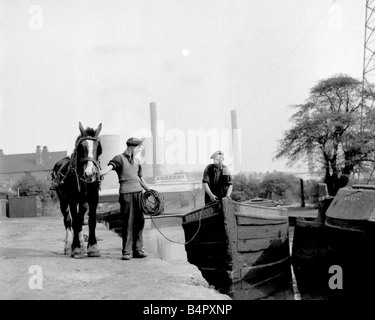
[[141, 189, 165, 216], [141, 189, 217, 245]]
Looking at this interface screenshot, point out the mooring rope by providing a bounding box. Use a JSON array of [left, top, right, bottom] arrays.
[[149, 209, 203, 245]]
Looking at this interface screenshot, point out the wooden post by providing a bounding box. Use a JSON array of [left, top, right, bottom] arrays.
[[318, 183, 328, 198], [300, 178, 305, 208], [316, 183, 333, 224]]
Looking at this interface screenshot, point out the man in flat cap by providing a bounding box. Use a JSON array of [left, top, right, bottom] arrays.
[[202, 150, 233, 205], [100, 137, 150, 260]]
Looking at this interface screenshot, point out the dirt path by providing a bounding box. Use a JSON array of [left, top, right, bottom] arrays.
[[0, 214, 230, 300]]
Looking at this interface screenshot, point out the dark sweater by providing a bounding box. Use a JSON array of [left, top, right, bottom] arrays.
[[108, 153, 143, 193]]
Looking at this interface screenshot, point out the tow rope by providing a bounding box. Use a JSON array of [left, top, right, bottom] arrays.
[[143, 192, 218, 245]]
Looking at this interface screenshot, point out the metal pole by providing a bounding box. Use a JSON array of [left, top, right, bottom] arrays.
[[362, 0, 375, 127]]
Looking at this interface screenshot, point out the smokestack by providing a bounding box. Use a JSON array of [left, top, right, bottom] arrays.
[[150, 102, 158, 178], [231, 110, 241, 174], [42, 146, 49, 153], [36, 146, 42, 165], [0, 149, 4, 156], [150, 102, 164, 178]]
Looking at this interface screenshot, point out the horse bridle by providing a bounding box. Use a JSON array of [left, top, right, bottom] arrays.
[[74, 136, 102, 184]]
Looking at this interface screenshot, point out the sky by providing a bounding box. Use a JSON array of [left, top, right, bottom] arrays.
[[0, 0, 366, 174]]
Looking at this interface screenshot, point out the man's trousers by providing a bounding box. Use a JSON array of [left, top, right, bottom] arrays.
[[119, 191, 144, 255]]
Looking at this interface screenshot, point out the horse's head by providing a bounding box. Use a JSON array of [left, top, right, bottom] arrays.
[[75, 122, 102, 183]]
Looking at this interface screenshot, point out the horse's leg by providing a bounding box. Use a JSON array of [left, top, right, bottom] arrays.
[[78, 230, 85, 253], [70, 201, 85, 259], [61, 201, 73, 255], [78, 203, 88, 253], [57, 190, 73, 256], [87, 191, 100, 257], [65, 216, 73, 255]]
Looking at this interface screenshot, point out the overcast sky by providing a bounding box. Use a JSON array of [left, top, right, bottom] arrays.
[[0, 0, 366, 173]]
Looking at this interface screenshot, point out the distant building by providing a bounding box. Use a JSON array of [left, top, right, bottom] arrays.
[[0, 146, 67, 190]]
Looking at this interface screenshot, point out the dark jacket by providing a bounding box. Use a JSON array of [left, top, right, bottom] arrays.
[[202, 164, 232, 203]]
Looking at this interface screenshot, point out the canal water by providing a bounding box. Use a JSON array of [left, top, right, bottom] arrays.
[[143, 216, 299, 300], [143, 216, 188, 261]]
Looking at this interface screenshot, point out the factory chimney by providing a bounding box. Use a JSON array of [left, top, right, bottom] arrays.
[[231, 110, 241, 174], [150, 102, 164, 179]]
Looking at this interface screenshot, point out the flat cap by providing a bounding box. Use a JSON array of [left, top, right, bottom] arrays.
[[210, 150, 224, 159], [126, 137, 144, 146]]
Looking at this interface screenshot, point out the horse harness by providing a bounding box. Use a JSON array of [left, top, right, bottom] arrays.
[[74, 136, 101, 170], [50, 136, 102, 192]]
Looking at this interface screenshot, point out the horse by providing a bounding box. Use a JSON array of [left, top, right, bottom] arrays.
[[51, 122, 103, 259]]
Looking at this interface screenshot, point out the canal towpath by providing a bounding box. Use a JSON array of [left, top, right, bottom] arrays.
[[0, 212, 230, 300]]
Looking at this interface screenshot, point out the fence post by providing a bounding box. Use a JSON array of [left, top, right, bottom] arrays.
[[300, 178, 305, 207]]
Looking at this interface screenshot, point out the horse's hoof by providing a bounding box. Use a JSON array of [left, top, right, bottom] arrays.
[[87, 244, 101, 257], [64, 246, 72, 256], [80, 242, 87, 253], [71, 247, 84, 259]]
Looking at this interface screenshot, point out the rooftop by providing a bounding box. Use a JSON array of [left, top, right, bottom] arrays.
[[0, 148, 67, 174]]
